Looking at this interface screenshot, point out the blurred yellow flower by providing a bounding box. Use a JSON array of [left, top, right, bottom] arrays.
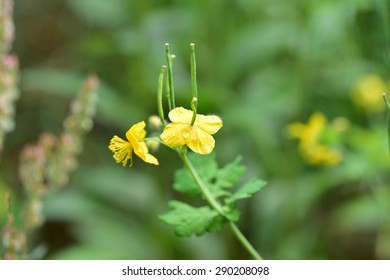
[[160, 107, 223, 154], [287, 112, 344, 166], [352, 74, 388, 113], [108, 121, 159, 167], [303, 144, 341, 166], [288, 112, 326, 149]]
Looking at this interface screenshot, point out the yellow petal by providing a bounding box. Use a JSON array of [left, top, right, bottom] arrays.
[[160, 122, 189, 147], [186, 126, 215, 154], [127, 121, 147, 141], [108, 135, 133, 166], [304, 144, 341, 166], [195, 114, 223, 135], [309, 112, 326, 129], [126, 125, 159, 165], [287, 123, 305, 138], [133, 141, 159, 165], [168, 107, 193, 123]]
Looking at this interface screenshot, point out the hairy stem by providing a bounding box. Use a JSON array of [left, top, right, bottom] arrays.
[[180, 152, 263, 260], [180, 152, 224, 216], [228, 221, 262, 260]]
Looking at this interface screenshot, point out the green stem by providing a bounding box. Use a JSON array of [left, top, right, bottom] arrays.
[[165, 71, 172, 111], [383, 93, 390, 110], [180, 152, 225, 216], [190, 97, 197, 126], [228, 221, 262, 260], [180, 152, 263, 260], [190, 43, 198, 103], [165, 43, 176, 109], [157, 65, 166, 127]]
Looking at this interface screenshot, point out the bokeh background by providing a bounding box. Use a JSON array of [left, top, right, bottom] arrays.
[[1, 0, 390, 259]]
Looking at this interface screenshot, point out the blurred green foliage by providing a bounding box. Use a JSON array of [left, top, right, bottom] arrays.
[[1, 0, 390, 259]]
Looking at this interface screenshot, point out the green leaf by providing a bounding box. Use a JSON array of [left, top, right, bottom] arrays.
[[215, 156, 246, 189], [171, 153, 266, 226], [173, 153, 247, 199], [173, 153, 217, 196], [173, 168, 200, 196], [159, 200, 224, 237], [222, 206, 241, 222], [225, 177, 267, 205], [206, 214, 226, 233]]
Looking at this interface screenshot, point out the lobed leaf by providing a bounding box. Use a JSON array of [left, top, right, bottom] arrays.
[[215, 156, 246, 189], [173, 153, 217, 196], [159, 200, 224, 237], [225, 177, 267, 205], [171, 153, 267, 227], [173, 152, 247, 199], [222, 206, 241, 222]]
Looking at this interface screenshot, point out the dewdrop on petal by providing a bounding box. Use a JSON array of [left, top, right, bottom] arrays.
[[160, 106, 223, 155]]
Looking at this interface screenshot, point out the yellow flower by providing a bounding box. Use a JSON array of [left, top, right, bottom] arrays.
[[288, 112, 326, 149], [352, 74, 388, 113], [160, 107, 223, 154], [287, 112, 343, 166], [108, 121, 158, 166], [304, 144, 341, 166]]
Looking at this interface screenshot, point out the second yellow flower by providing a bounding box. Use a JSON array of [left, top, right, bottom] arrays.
[[160, 107, 223, 154]]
